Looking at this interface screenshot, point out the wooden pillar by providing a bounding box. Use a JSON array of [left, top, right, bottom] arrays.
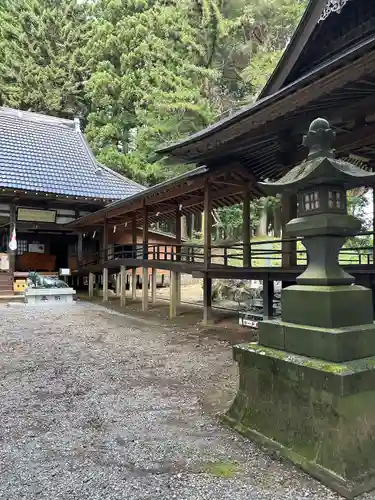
[[116, 272, 121, 297], [120, 265, 126, 306], [77, 233, 83, 266], [262, 278, 274, 320], [102, 217, 108, 263], [176, 207, 182, 306], [8, 204, 16, 273], [151, 268, 157, 305], [203, 179, 212, 325], [203, 179, 212, 268], [102, 267, 108, 302], [142, 269, 149, 311], [169, 270, 177, 319], [88, 272, 95, 299], [142, 205, 149, 312], [132, 212, 137, 300], [243, 187, 251, 267], [203, 273, 212, 325], [281, 193, 297, 268]]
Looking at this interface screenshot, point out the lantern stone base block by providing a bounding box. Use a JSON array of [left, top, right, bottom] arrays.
[[224, 343, 375, 499], [281, 285, 373, 328], [258, 320, 375, 362], [257, 284, 375, 362]]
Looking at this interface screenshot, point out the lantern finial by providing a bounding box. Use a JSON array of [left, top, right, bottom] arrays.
[[303, 117, 335, 160]]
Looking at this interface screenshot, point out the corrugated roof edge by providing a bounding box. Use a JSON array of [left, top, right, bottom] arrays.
[[75, 129, 147, 194], [96, 163, 146, 192], [0, 107, 75, 129], [0, 107, 147, 200]]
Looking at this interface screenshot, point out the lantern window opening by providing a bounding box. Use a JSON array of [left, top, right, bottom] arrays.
[[328, 190, 343, 209], [303, 190, 320, 212]]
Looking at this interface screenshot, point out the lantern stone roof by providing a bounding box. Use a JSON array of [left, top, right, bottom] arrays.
[[0, 107, 145, 202], [259, 118, 375, 195]]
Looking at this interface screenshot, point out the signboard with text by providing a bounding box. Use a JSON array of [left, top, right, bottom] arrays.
[[17, 208, 56, 223]]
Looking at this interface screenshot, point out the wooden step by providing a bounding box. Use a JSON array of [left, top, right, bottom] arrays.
[[0, 295, 23, 302]]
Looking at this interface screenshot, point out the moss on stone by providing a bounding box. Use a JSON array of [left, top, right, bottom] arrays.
[[237, 342, 375, 376], [201, 461, 242, 478]]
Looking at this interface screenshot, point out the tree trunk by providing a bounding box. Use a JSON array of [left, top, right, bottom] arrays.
[[256, 205, 268, 237], [273, 205, 282, 237], [181, 215, 188, 240]]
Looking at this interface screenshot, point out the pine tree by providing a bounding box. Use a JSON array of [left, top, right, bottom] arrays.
[[0, 0, 91, 119], [85, 0, 217, 184]]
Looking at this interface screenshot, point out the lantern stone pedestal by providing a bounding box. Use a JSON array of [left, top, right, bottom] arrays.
[[223, 118, 375, 499], [225, 344, 375, 498]]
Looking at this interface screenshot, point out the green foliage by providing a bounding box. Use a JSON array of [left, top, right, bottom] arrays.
[[345, 190, 372, 258], [0, 0, 91, 119], [85, 0, 217, 184], [0, 0, 307, 194], [215, 198, 263, 241], [240, 0, 307, 96], [347, 191, 370, 230]]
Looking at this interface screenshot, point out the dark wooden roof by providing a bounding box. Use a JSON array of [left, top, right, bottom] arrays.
[[262, 0, 375, 97], [156, 0, 375, 183], [157, 40, 375, 179], [69, 163, 264, 228], [259, 0, 326, 98]]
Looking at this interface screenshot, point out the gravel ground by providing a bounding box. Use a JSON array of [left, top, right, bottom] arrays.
[[0, 301, 372, 500]]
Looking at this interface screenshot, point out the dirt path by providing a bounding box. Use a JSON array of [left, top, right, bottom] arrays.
[[0, 301, 358, 499]]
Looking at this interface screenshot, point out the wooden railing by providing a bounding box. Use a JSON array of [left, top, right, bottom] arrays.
[[75, 232, 375, 270]]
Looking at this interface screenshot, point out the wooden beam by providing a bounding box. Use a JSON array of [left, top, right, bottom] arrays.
[[143, 177, 208, 209], [102, 164, 247, 223], [212, 180, 246, 188], [223, 162, 265, 196], [335, 94, 375, 126], [338, 123, 375, 153]]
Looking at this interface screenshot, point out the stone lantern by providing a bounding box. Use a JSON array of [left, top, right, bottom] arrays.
[[224, 118, 375, 499]]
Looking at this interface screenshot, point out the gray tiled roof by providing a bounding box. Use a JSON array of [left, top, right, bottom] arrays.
[[0, 108, 145, 201]]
